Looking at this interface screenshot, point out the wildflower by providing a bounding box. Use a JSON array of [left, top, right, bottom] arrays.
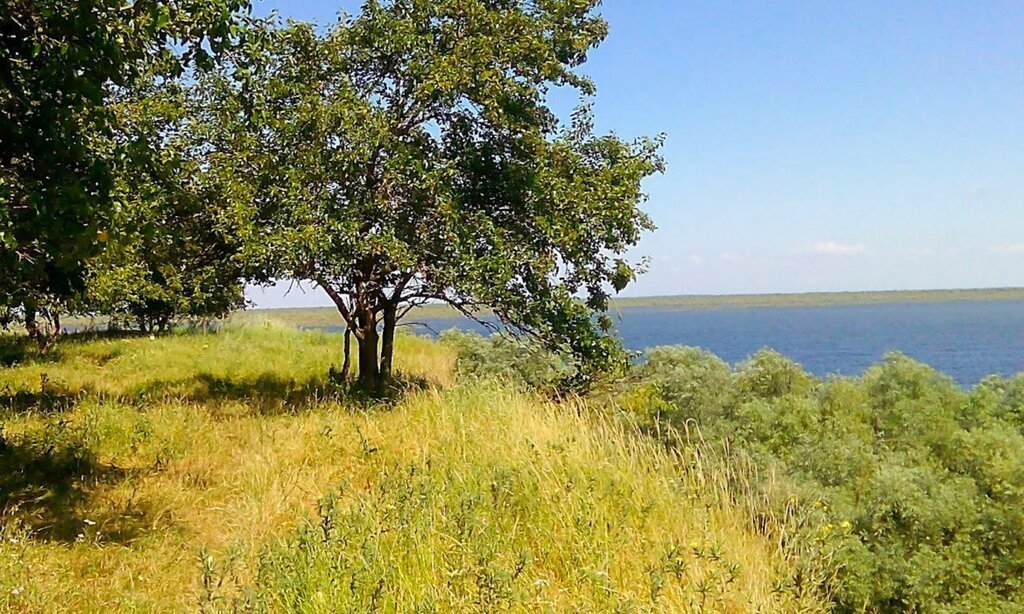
[[83, 519, 96, 526], [11, 586, 22, 596]]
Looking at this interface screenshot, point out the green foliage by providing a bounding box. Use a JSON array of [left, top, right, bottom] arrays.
[[191, 0, 663, 390], [440, 329, 574, 392], [82, 76, 245, 330], [641, 346, 733, 425], [0, 0, 251, 329], [630, 348, 1024, 611]]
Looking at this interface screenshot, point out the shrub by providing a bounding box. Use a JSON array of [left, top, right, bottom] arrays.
[[641, 346, 733, 425], [734, 349, 814, 401], [440, 330, 574, 392], [623, 346, 1024, 611]]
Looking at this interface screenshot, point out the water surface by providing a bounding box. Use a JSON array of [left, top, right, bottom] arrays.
[[317, 300, 1024, 386]]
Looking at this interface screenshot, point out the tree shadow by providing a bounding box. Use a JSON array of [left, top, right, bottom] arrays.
[[129, 371, 354, 415], [0, 376, 87, 414], [1, 367, 433, 421], [0, 334, 64, 367], [127, 370, 434, 414], [0, 435, 152, 544], [0, 329, 150, 368]]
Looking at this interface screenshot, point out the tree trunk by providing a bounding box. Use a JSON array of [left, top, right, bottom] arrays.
[[379, 301, 398, 386], [340, 326, 352, 381], [356, 327, 380, 392], [24, 300, 40, 341], [48, 310, 60, 339]]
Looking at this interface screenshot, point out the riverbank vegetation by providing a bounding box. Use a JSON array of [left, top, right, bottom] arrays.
[[0, 325, 820, 611], [449, 332, 1024, 612]]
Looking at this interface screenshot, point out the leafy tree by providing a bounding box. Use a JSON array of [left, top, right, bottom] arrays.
[[82, 72, 246, 332], [0, 0, 250, 338], [199, 0, 664, 392]]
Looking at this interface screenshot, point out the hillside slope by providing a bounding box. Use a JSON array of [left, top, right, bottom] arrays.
[[0, 325, 823, 611]]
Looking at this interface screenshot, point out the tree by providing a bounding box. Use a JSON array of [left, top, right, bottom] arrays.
[[201, 0, 664, 392], [82, 72, 246, 332], [0, 0, 250, 338]]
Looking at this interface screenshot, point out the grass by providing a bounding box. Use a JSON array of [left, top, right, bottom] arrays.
[[0, 322, 823, 611]]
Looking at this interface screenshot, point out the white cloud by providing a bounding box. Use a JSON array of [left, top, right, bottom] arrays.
[[805, 241, 868, 256], [993, 244, 1024, 255], [688, 254, 705, 265]]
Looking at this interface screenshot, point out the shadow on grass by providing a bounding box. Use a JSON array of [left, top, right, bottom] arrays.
[[129, 370, 433, 414], [0, 335, 64, 368], [0, 375, 87, 414], [0, 329, 152, 368], [0, 435, 151, 543], [0, 370, 433, 418], [129, 372, 340, 414], [135, 372, 428, 415]]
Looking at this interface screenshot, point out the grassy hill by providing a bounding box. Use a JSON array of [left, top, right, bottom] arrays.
[[0, 324, 823, 611]]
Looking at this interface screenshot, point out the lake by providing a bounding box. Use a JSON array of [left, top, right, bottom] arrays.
[[384, 299, 1024, 387]]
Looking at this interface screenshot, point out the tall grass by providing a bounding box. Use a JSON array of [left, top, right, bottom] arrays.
[[0, 324, 823, 611], [238, 384, 821, 611]]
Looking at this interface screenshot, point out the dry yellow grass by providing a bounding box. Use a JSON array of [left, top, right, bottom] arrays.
[[0, 323, 823, 612]]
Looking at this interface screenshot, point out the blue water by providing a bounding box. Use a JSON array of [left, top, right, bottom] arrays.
[[326, 300, 1024, 387]]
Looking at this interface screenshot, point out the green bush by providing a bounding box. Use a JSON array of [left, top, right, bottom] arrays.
[[630, 347, 1024, 612], [440, 330, 574, 392], [640, 346, 732, 425]]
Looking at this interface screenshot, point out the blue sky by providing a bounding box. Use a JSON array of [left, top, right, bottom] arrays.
[[246, 0, 1024, 308]]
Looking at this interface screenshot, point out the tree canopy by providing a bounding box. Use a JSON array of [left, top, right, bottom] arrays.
[[84, 76, 245, 331], [196, 0, 664, 391], [1, 0, 250, 336]]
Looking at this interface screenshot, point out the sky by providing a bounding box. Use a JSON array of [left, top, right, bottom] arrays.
[[245, 0, 1024, 308]]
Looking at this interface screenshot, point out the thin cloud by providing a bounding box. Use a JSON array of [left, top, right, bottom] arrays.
[[993, 244, 1024, 255], [805, 241, 868, 256], [688, 254, 705, 265]]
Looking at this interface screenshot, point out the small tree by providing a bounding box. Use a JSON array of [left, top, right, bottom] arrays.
[[202, 0, 663, 392]]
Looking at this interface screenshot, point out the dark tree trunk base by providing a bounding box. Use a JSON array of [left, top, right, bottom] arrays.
[[356, 329, 380, 393], [341, 327, 352, 381]]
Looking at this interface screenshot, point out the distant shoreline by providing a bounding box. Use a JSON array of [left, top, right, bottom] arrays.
[[609, 287, 1024, 310], [234, 287, 1024, 328]]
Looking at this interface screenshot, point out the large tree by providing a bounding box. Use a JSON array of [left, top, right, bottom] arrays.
[[201, 0, 664, 392], [0, 0, 250, 337]]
